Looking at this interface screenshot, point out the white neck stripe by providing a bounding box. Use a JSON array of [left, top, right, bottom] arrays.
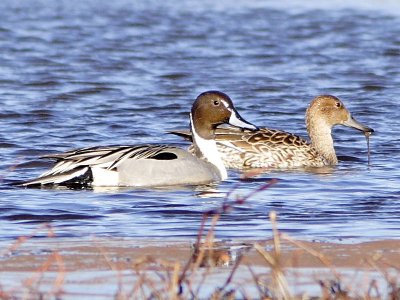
[[190, 113, 227, 180]]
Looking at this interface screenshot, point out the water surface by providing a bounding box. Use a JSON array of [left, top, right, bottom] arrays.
[[0, 0, 399, 243]]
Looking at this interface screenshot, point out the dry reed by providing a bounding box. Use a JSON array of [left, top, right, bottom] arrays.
[[0, 178, 399, 299]]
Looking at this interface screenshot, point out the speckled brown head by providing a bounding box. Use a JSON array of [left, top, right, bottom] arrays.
[[305, 95, 374, 165], [306, 95, 374, 134], [191, 91, 258, 139]]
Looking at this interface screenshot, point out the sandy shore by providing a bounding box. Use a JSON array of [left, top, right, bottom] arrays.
[[1, 236, 399, 299], [1, 237, 400, 271]]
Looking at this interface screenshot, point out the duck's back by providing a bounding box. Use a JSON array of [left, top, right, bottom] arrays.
[[116, 147, 221, 187], [214, 128, 325, 169], [22, 145, 221, 187]]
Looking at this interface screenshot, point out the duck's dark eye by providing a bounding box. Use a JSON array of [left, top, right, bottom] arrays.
[[335, 102, 342, 108], [213, 100, 220, 106]]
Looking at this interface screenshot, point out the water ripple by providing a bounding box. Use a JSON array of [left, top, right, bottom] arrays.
[[0, 0, 399, 242]]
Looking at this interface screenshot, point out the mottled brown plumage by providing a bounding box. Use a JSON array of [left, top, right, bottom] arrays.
[[211, 127, 324, 168], [171, 95, 374, 169]]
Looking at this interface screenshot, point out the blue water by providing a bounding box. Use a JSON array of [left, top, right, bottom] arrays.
[[0, 0, 399, 242]]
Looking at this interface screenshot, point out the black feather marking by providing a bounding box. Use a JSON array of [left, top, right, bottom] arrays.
[[59, 168, 93, 189], [107, 146, 143, 170], [97, 146, 131, 159], [150, 152, 178, 160]]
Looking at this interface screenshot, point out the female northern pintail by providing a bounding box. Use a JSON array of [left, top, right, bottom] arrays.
[[172, 95, 374, 169], [20, 91, 258, 187]]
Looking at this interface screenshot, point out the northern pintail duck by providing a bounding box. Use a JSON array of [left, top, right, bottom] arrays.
[[171, 95, 374, 169], [20, 91, 258, 187]]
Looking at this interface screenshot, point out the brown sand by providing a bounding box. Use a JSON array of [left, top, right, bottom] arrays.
[[1, 237, 399, 272], [1, 236, 399, 299]]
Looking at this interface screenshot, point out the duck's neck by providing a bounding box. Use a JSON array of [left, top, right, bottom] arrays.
[[307, 119, 338, 165], [190, 114, 227, 180]]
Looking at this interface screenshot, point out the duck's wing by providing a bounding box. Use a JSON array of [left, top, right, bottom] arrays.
[[216, 128, 326, 168], [169, 127, 310, 152], [168, 130, 192, 141], [214, 127, 308, 151], [21, 145, 178, 186], [170, 127, 323, 168]]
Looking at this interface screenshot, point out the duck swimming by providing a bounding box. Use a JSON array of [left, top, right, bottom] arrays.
[[171, 95, 374, 169], [19, 91, 258, 187]]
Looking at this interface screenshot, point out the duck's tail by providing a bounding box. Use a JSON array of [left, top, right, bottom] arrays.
[[15, 167, 92, 188]]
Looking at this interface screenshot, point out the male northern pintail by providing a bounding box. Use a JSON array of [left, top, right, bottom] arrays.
[[171, 95, 374, 169], [19, 91, 258, 187]]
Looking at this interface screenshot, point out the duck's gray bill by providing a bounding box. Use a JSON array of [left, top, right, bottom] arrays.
[[228, 111, 259, 131], [344, 115, 374, 133]]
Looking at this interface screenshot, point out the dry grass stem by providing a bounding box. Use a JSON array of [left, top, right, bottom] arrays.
[[281, 233, 340, 279], [1, 179, 398, 299]]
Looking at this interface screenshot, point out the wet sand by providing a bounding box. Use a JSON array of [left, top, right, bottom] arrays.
[[1, 237, 399, 298], [1, 237, 399, 271]]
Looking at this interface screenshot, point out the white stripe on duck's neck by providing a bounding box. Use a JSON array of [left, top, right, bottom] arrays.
[[190, 113, 227, 180]]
